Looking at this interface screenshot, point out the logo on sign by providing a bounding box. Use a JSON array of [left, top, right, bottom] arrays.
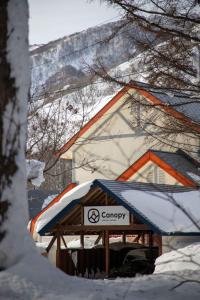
[[84, 206, 130, 226], [88, 208, 100, 223]]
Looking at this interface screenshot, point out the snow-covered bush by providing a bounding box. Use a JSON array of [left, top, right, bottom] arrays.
[[26, 159, 45, 187]]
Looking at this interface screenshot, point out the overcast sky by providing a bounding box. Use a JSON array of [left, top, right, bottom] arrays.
[[28, 0, 120, 45]]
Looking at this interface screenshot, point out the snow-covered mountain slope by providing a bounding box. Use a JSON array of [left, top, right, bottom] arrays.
[[28, 20, 153, 159], [30, 20, 154, 97]]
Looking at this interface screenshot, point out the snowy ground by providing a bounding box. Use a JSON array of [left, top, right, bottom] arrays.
[[1, 242, 200, 300]]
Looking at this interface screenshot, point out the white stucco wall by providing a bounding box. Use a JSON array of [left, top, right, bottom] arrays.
[[61, 88, 199, 184], [129, 160, 182, 185]]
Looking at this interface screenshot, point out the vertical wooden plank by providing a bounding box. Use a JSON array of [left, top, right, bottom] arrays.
[[105, 230, 109, 277], [130, 214, 134, 224], [105, 193, 108, 205]]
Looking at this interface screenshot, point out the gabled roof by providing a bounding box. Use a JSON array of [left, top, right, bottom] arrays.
[[117, 149, 200, 187], [132, 81, 200, 124], [30, 183, 76, 234], [55, 86, 129, 155], [56, 81, 200, 156], [36, 179, 200, 236]]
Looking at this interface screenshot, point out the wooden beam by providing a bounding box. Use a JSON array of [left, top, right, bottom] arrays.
[[61, 235, 68, 249], [105, 230, 109, 277], [82, 187, 102, 204], [46, 235, 56, 253], [133, 234, 141, 243], [58, 224, 149, 232], [94, 233, 102, 245], [61, 204, 80, 224]]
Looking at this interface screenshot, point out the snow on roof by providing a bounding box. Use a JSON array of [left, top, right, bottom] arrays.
[[131, 81, 200, 124], [36, 179, 200, 236], [150, 150, 200, 186], [121, 189, 200, 234], [35, 181, 92, 233]]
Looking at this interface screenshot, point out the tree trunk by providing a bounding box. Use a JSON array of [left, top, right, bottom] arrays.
[[0, 0, 30, 269]]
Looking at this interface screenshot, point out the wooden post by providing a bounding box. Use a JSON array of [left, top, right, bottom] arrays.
[[149, 231, 153, 262], [104, 193, 108, 276], [80, 232, 84, 249], [154, 235, 162, 256], [122, 232, 126, 244], [102, 231, 105, 247], [105, 230, 110, 278], [56, 231, 61, 268], [80, 205, 84, 248], [141, 233, 145, 245]]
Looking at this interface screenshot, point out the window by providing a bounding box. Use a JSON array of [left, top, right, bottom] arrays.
[[145, 165, 165, 184]]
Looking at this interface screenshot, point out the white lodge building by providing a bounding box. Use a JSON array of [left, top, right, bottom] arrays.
[[56, 81, 200, 186], [30, 82, 200, 276]]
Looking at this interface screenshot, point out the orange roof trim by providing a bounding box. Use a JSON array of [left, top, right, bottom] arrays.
[[56, 82, 200, 156], [55, 86, 129, 156], [117, 150, 197, 187], [30, 182, 77, 235], [133, 86, 200, 134]]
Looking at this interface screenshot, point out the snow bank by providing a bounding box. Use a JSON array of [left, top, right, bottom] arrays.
[[35, 181, 93, 233], [1, 249, 200, 300], [155, 243, 200, 273], [26, 159, 45, 187]]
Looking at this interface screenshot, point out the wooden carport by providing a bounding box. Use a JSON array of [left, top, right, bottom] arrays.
[[41, 181, 163, 277]]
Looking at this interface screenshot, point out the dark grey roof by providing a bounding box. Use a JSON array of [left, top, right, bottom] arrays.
[[150, 149, 200, 185], [131, 81, 200, 124], [28, 189, 58, 219]]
